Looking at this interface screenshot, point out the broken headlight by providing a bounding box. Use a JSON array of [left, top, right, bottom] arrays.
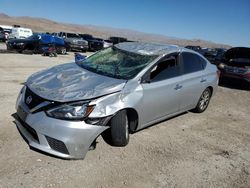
[[46, 102, 94, 120]]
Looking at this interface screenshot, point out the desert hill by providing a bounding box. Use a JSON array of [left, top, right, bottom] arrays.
[[0, 13, 231, 48]]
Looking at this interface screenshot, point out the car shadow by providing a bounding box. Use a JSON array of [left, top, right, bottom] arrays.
[[219, 77, 250, 91]]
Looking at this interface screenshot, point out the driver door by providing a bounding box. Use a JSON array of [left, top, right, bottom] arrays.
[[139, 54, 183, 128]]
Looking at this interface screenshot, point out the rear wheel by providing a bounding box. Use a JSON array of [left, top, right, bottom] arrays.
[[110, 110, 129, 146], [193, 88, 212, 113]]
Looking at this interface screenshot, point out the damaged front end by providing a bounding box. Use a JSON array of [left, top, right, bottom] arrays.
[[14, 85, 114, 159], [14, 61, 130, 159], [218, 47, 250, 82]]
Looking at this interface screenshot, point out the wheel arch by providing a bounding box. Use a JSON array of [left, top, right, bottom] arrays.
[[207, 86, 213, 96], [108, 108, 139, 133], [125, 108, 139, 133]]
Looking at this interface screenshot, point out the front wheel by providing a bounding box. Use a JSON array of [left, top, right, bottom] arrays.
[[193, 88, 212, 113], [110, 110, 129, 146]]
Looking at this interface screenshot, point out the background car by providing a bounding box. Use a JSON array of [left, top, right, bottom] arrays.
[[185, 45, 204, 55], [7, 33, 67, 54], [79, 34, 104, 51], [202, 48, 227, 64], [103, 39, 113, 48], [218, 47, 250, 82], [57, 32, 88, 52], [109, 36, 127, 44], [9, 27, 33, 39]]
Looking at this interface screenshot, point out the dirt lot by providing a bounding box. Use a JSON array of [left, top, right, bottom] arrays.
[[0, 44, 249, 188]]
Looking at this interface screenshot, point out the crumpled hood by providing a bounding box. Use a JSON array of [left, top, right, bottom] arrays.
[[26, 63, 126, 102]]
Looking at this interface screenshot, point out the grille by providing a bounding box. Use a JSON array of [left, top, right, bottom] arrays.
[[25, 87, 45, 109], [17, 116, 39, 142], [46, 136, 69, 155]]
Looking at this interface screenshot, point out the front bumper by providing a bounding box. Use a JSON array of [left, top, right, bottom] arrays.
[[14, 88, 109, 159], [69, 43, 88, 51], [7, 43, 25, 51]]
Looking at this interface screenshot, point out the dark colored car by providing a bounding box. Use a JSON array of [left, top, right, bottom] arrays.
[[203, 48, 218, 63], [58, 32, 88, 52], [109, 37, 127, 44], [218, 47, 250, 82], [214, 48, 227, 63], [185, 45, 204, 55], [79, 34, 104, 51], [7, 34, 67, 54], [203, 48, 227, 64]]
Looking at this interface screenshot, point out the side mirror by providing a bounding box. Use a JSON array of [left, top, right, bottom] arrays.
[[75, 53, 86, 63]]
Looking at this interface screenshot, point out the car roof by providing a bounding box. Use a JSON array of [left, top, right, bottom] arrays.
[[115, 42, 188, 56]]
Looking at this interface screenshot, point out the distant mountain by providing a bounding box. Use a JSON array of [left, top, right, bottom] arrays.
[[0, 13, 231, 48], [0, 13, 10, 18]]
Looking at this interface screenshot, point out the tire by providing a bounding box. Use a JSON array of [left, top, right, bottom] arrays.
[[193, 88, 212, 113], [110, 110, 129, 146]]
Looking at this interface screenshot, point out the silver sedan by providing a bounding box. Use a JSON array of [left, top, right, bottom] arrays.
[[15, 42, 219, 159]]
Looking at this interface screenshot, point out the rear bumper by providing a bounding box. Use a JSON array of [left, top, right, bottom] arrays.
[[220, 71, 250, 82], [14, 89, 109, 159]]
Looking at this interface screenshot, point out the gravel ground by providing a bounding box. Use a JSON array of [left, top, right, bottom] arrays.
[[0, 44, 249, 188]]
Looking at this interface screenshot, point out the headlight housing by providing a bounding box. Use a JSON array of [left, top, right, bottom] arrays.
[[46, 101, 94, 120]]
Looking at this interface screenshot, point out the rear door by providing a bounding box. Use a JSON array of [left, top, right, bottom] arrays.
[[139, 53, 183, 127], [179, 52, 208, 111]]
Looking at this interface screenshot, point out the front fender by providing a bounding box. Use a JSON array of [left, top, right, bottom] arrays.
[[88, 81, 143, 118]]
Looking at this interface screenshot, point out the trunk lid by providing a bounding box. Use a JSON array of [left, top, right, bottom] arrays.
[[224, 47, 250, 67]]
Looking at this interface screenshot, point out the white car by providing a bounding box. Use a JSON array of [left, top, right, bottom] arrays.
[[15, 42, 219, 159], [103, 39, 113, 48], [9, 27, 33, 39]]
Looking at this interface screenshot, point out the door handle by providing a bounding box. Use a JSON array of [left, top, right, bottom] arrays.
[[174, 84, 182, 90], [201, 78, 207, 83]]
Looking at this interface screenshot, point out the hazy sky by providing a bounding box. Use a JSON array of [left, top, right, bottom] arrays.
[[0, 0, 249, 47]]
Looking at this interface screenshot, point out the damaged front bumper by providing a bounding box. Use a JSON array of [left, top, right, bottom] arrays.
[[14, 88, 109, 159]]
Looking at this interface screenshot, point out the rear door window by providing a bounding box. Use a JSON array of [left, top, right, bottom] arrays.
[[181, 52, 204, 74]]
